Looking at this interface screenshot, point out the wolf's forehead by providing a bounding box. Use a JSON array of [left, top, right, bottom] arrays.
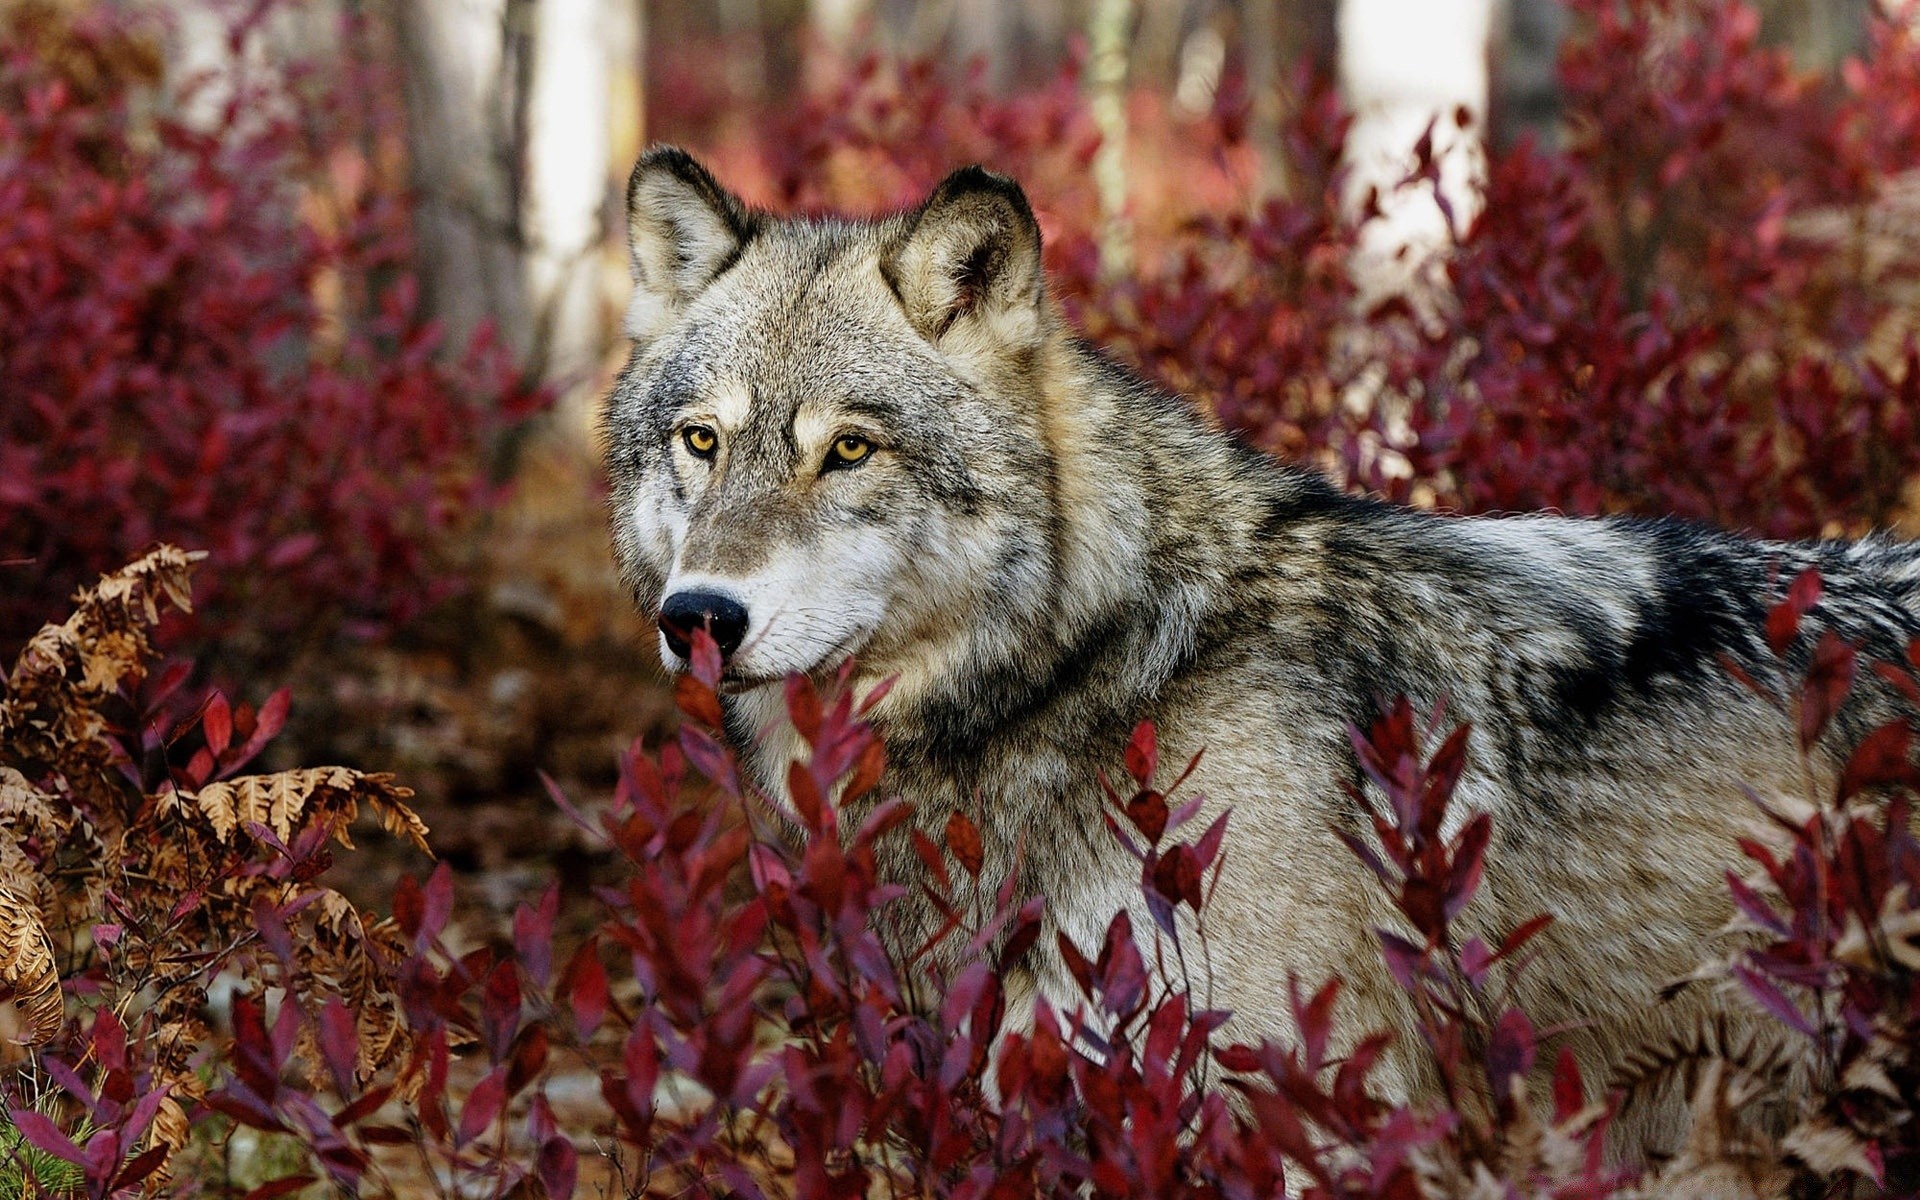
[[658, 231, 931, 410]]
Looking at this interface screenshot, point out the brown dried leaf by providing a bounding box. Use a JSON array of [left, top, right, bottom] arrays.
[[1639, 1060, 1792, 1200], [1782, 1115, 1880, 1180], [184, 766, 425, 847], [1833, 884, 1920, 970], [0, 884, 62, 1046]]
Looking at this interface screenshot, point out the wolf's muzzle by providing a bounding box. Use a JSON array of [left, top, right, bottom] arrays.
[[659, 590, 749, 661]]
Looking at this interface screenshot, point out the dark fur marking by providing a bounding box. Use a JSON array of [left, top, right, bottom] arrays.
[[1548, 521, 1766, 727], [911, 610, 1133, 764]]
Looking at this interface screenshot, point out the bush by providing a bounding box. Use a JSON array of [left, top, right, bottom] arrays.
[[11, 554, 1920, 1198], [0, 3, 545, 670]]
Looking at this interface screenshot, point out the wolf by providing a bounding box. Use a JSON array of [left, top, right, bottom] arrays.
[[602, 145, 1920, 1152]]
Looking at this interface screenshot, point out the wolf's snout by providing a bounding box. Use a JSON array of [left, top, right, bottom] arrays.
[[658, 590, 749, 661]]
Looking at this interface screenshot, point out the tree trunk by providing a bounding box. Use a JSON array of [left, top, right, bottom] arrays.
[[394, 0, 620, 385], [1338, 0, 1493, 303], [523, 0, 613, 382], [394, 0, 532, 364]]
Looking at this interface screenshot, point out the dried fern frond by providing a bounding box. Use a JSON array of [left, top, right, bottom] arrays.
[[0, 545, 203, 814], [0, 883, 62, 1048], [168, 767, 430, 853], [1609, 1014, 1799, 1117], [1634, 1060, 1794, 1200], [0, 766, 66, 912]]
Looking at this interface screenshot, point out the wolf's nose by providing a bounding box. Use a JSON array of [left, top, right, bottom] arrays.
[[658, 590, 749, 661]]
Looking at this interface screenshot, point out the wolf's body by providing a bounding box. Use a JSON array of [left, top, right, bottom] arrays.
[[603, 147, 1920, 1153]]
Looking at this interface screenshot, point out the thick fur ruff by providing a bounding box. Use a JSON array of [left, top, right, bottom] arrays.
[[603, 147, 1920, 1156]]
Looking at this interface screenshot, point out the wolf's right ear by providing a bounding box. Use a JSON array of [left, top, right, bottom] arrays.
[[625, 147, 758, 342], [884, 166, 1046, 354]]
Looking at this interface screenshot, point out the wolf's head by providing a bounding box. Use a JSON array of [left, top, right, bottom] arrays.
[[604, 148, 1072, 692]]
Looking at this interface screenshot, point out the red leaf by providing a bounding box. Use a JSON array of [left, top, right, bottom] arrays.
[[538, 1135, 579, 1199], [911, 829, 950, 891], [1445, 812, 1491, 918], [1725, 871, 1788, 936], [843, 738, 887, 802], [1487, 1007, 1535, 1086], [786, 761, 826, 831], [1766, 568, 1822, 657], [674, 674, 724, 730], [416, 863, 454, 947], [564, 941, 609, 1041], [687, 626, 723, 687], [392, 874, 423, 940], [1057, 930, 1094, 998], [1873, 661, 1920, 709], [112, 1144, 172, 1191], [679, 724, 739, 796], [1494, 913, 1552, 962], [1799, 631, 1857, 750], [1838, 720, 1914, 801], [785, 674, 822, 741], [7, 1109, 83, 1165], [1125, 788, 1169, 844], [242, 1177, 320, 1200], [1124, 720, 1158, 785], [481, 959, 522, 1063], [999, 897, 1045, 971], [1733, 962, 1814, 1036], [1094, 910, 1147, 1015], [514, 884, 559, 989], [1215, 1043, 1260, 1073], [456, 1069, 506, 1148], [318, 999, 358, 1095], [1151, 843, 1202, 911], [334, 1085, 394, 1127], [203, 692, 232, 757], [946, 811, 984, 877], [507, 1026, 550, 1097], [1551, 1046, 1585, 1123]]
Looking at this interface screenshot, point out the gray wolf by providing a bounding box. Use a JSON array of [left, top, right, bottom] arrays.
[[601, 146, 1920, 1152]]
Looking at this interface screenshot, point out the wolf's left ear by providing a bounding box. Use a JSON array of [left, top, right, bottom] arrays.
[[884, 166, 1045, 351], [625, 147, 758, 341]]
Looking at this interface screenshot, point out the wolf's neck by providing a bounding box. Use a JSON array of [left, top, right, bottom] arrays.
[[862, 339, 1271, 766]]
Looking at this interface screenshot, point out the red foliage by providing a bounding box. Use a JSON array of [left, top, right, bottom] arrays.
[[1361, 1, 1920, 537], [0, 5, 545, 665], [1716, 577, 1920, 1192]]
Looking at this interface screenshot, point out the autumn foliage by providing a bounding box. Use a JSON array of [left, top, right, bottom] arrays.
[[7, 0, 1920, 1196], [0, 4, 545, 669]]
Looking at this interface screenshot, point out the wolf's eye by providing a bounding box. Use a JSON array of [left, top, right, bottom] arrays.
[[682, 425, 718, 459], [823, 435, 874, 472]]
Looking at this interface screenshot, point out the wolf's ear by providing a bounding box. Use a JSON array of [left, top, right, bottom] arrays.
[[625, 147, 757, 341], [884, 166, 1045, 351]]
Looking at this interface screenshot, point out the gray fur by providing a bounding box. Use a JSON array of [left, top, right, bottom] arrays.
[[603, 147, 1920, 1155]]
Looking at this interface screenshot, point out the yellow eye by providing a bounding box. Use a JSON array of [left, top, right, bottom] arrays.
[[825, 435, 873, 470], [682, 425, 718, 459]]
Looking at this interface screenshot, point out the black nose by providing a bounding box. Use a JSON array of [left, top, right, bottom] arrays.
[[658, 590, 749, 661]]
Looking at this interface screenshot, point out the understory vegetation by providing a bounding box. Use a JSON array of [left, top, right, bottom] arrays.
[[5, 0, 1920, 1196]]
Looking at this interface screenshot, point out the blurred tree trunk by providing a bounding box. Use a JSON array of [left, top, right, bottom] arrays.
[[1242, 0, 1338, 199], [1339, 0, 1493, 303], [1089, 0, 1133, 277], [524, 0, 612, 382], [394, 0, 619, 384], [810, 0, 869, 49], [394, 0, 532, 364], [1756, 0, 1874, 68], [953, 0, 1017, 89], [1489, 0, 1567, 151]]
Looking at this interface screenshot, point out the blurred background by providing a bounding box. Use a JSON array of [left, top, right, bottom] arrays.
[[3, 0, 1917, 876]]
